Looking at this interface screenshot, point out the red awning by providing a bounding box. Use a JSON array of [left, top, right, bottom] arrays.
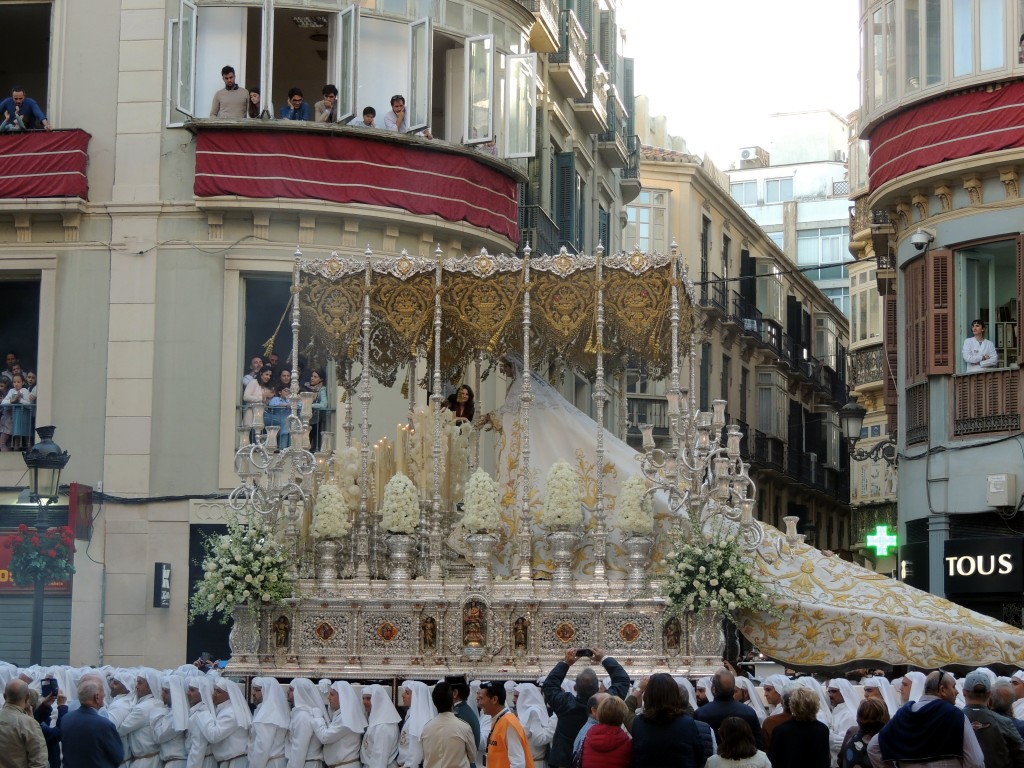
[[0, 129, 91, 199], [195, 130, 520, 242], [869, 81, 1024, 191]]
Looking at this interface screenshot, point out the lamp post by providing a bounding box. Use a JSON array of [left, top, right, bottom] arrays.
[[838, 397, 898, 466], [22, 425, 70, 665]]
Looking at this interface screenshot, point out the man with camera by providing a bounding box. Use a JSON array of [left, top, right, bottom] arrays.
[[541, 648, 630, 768]]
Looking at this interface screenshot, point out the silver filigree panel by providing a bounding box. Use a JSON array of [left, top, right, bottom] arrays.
[[539, 614, 594, 653], [361, 613, 414, 654], [301, 613, 351, 652]]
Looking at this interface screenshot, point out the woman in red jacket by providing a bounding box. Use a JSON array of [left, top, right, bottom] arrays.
[[582, 696, 633, 768]]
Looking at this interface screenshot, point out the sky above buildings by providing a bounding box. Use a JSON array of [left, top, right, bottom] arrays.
[[619, 0, 861, 167]]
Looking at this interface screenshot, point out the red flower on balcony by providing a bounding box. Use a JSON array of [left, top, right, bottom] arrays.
[[8, 526, 76, 587]]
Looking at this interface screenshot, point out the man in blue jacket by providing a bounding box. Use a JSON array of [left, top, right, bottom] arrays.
[[693, 669, 764, 749], [542, 647, 630, 768], [61, 676, 124, 768], [0, 87, 51, 130]]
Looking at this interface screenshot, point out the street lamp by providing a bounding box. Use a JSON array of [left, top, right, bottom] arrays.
[[839, 398, 897, 467], [22, 425, 70, 665]]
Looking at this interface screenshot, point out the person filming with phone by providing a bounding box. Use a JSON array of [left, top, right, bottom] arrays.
[[541, 647, 630, 768]]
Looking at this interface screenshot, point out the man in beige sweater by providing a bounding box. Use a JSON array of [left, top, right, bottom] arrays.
[[210, 66, 248, 118]]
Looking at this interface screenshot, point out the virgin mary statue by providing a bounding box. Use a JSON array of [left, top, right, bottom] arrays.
[[477, 353, 670, 579]]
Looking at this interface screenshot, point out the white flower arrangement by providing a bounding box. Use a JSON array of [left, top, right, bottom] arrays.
[[541, 461, 583, 529], [335, 445, 363, 511], [312, 483, 351, 539], [663, 523, 779, 621], [381, 472, 419, 534], [188, 518, 290, 624], [462, 468, 501, 532], [617, 475, 654, 535]]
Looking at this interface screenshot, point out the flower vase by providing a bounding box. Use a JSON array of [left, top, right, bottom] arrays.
[[385, 533, 417, 581], [228, 604, 261, 658], [547, 529, 581, 595], [689, 606, 725, 659], [315, 539, 339, 582], [623, 534, 653, 593], [465, 532, 497, 583]]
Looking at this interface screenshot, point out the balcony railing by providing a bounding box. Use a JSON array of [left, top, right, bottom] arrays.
[[699, 273, 727, 313], [751, 429, 786, 472], [519, 204, 559, 258], [627, 395, 670, 431], [0, 129, 91, 200], [1, 402, 37, 451], [621, 134, 640, 180], [849, 344, 885, 388], [237, 403, 337, 452], [572, 55, 609, 133], [952, 369, 1021, 437], [516, 0, 559, 49], [597, 88, 629, 167], [549, 10, 586, 91], [762, 319, 783, 357]]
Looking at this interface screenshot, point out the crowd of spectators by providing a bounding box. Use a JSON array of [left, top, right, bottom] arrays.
[[240, 353, 329, 451], [6, 654, 1024, 768], [0, 352, 37, 450]]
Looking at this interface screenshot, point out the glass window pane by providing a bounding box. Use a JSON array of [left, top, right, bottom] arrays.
[[905, 0, 921, 91], [872, 8, 884, 107], [445, 0, 464, 31], [177, 0, 197, 116], [884, 1, 896, 101], [953, 0, 973, 76], [926, 0, 942, 85], [980, 0, 1004, 70], [382, 0, 406, 14], [408, 19, 431, 131], [505, 53, 536, 158], [466, 35, 493, 142]]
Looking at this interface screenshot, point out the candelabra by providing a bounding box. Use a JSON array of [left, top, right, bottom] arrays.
[[636, 390, 764, 553]]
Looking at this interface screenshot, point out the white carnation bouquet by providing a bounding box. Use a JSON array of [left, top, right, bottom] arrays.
[[617, 475, 654, 535], [334, 445, 363, 511], [541, 461, 583, 529], [188, 518, 290, 623], [462, 468, 501, 533], [381, 472, 419, 534], [663, 522, 778, 620], [312, 483, 350, 539]]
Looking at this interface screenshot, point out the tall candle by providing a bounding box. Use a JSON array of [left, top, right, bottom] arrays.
[[396, 424, 405, 476]]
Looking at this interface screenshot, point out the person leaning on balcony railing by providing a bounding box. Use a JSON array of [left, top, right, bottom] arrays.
[[383, 94, 431, 139], [279, 88, 311, 121], [354, 106, 377, 128], [209, 65, 248, 119], [242, 366, 273, 427], [962, 319, 999, 372], [314, 84, 339, 123], [0, 86, 51, 131]]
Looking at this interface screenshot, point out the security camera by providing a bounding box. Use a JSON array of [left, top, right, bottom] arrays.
[[910, 228, 934, 251]]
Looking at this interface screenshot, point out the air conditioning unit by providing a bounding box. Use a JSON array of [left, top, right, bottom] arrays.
[[739, 146, 769, 167]]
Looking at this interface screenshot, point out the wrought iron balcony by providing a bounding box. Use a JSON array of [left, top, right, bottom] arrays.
[[549, 10, 586, 99], [572, 54, 609, 134], [519, 204, 559, 258], [596, 87, 628, 168], [952, 369, 1021, 437], [751, 429, 786, 473], [698, 273, 728, 315], [516, 0, 560, 53], [620, 134, 641, 202], [849, 344, 885, 388]]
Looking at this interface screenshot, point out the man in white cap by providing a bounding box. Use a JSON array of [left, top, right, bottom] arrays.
[[315, 680, 366, 768], [1012, 671, 1024, 719], [288, 678, 327, 768], [117, 670, 164, 768], [152, 676, 189, 768], [195, 678, 251, 768], [827, 678, 861, 767], [249, 678, 289, 768], [186, 677, 217, 768]]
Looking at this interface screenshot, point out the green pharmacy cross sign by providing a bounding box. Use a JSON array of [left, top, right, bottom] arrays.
[[866, 525, 898, 556]]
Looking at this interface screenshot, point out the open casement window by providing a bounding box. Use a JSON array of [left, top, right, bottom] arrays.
[[260, 0, 274, 114], [505, 53, 536, 158], [328, 5, 359, 124], [465, 34, 494, 144], [176, 0, 198, 116], [408, 17, 431, 133]]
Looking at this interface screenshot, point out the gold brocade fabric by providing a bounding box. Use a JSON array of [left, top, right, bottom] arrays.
[[439, 271, 523, 381], [531, 269, 596, 368], [299, 274, 364, 371], [737, 525, 1024, 667]]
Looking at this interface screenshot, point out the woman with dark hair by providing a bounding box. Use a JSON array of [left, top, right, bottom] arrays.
[[706, 717, 770, 767], [247, 87, 269, 119], [631, 673, 704, 768], [839, 697, 889, 768], [307, 370, 329, 451], [243, 367, 274, 426], [445, 384, 475, 425], [767, 687, 830, 768]]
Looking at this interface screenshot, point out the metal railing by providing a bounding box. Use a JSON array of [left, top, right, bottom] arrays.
[[236, 403, 337, 451], [751, 429, 785, 472], [549, 9, 585, 81], [627, 395, 670, 431], [1, 402, 36, 451], [621, 134, 640, 180], [519, 204, 559, 258], [699, 273, 727, 313], [761, 320, 783, 357], [575, 54, 609, 127], [849, 344, 885, 388], [515, 0, 559, 42], [952, 369, 1020, 437]]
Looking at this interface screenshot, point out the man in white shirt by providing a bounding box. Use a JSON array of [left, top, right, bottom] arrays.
[[117, 670, 165, 768], [195, 678, 250, 768], [314, 681, 366, 768]]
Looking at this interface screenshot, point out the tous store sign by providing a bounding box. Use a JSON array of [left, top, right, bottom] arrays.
[[944, 537, 1024, 596]]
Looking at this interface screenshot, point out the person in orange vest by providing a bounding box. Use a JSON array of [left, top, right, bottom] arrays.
[[477, 681, 535, 768]]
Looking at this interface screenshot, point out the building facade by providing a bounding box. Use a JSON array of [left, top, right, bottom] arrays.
[[0, 0, 637, 666], [854, 0, 1024, 623], [629, 144, 853, 554], [726, 110, 853, 318]]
